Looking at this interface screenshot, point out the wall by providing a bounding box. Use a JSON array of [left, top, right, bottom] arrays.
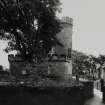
[[8, 55, 28, 77], [48, 61, 72, 80], [8, 55, 72, 80]]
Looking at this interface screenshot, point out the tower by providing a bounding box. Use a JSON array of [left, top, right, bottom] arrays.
[[55, 17, 73, 79], [55, 17, 73, 58]]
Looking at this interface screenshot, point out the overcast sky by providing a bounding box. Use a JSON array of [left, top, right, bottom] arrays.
[[59, 0, 105, 56]]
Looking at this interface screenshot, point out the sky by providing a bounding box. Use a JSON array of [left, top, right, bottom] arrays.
[[59, 0, 105, 56]]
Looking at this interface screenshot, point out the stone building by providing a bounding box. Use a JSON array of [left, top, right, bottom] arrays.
[[48, 17, 73, 79]]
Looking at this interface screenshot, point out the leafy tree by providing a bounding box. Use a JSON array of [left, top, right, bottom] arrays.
[[98, 55, 105, 65], [96, 55, 105, 78], [0, 0, 62, 61], [72, 50, 100, 80], [72, 50, 89, 76], [84, 55, 98, 79]]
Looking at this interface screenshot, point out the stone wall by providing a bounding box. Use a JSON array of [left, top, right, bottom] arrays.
[[48, 61, 72, 80], [8, 54, 72, 80]]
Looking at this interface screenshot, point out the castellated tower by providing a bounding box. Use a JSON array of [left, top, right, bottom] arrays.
[[55, 17, 73, 58], [54, 17, 73, 79]]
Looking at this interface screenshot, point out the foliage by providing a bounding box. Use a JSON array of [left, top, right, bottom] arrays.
[[72, 50, 89, 75], [72, 50, 101, 79], [98, 55, 105, 65], [0, 0, 62, 61]]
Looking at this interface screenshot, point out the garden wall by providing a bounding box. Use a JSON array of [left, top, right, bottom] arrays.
[[9, 55, 72, 80]]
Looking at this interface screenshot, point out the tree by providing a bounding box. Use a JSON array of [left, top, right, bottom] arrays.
[[96, 55, 105, 78], [72, 50, 89, 76], [85, 55, 98, 79], [0, 0, 62, 62], [72, 50, 99, 80]]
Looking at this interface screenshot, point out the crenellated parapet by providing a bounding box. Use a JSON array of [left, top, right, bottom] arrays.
[[62, 17, 73, 26]]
